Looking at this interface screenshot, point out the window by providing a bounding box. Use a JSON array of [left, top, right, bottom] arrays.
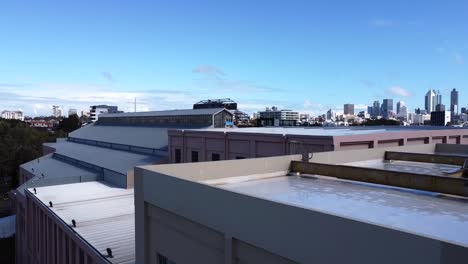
[[211, 153, 221, 161], [174, 149, 181, 163], [235, 156, 246, 159], [191, 151, 199, 162]]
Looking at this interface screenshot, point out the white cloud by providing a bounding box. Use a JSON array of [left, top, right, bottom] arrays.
[[386, 86, 411, 97], [0, 82, 198, 116]]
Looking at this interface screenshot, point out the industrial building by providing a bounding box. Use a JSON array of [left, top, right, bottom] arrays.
[[97, 108, 233, 128], [12, 107, 233, 264], [168, 126, 468, 163], [135, 143, 468, 264]]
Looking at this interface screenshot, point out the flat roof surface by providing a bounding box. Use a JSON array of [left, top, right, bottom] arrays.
[[51, 141, 163, 174], [220, 175, 468, 247], [30, 181, 135, 264], [184, 126, 468, 136], [69, 123, 169, 150], [344, 159, 462, 176]]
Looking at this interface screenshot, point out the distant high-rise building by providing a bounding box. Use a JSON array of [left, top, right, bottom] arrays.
[[450, 88, 459, 114], [462, 107, 467, 114], [372, 101, 380, 117], [398, 106, 408, 120], [367, 106, 373, 116], [381, 99, 393, 119], [343, 104, 354, 115], [435, 104, 445, 112], [396, 101, 405, 114], [52, 105, 63, 117], [68, 109, 78, 117], [425, 89, 443, 113], [326, 109, 336, 120]]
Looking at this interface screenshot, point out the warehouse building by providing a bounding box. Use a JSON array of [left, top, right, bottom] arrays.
[[12, 108, 233, 264], [168, 126, 468, 163], [135, 143, 468, 264], [97, 108, 233, 128]]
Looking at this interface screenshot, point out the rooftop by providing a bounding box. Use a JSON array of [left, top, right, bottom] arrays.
[[183, 126, 468, 137], [99, 108, 226, 118], [30, 181, 135, 264], [219, 175, 468, 247], [50, 141, 163, 174], [69, 123, 169, 150]]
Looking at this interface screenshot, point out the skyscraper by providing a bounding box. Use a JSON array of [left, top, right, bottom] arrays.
[[343, 104, 354, 115], [382, 99, 393, 119], [450, 88, 459, 114], [425, 89, 442, 113], [326, 109, 336, 120], [396, 101, 405, 114], [372, 101, 380, 117]]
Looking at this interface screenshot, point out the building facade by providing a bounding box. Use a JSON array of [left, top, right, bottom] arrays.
[[168, 127, 468, 163], [1, 110, 24, 121], [89, 105, 120, 122], [451, 88, 459, 114], [431, 111, 451, 126], [381, 99, 393, 119], [52, 105, 63, 118], [343, 104, 354, 115], [257, 107, 299, 127]]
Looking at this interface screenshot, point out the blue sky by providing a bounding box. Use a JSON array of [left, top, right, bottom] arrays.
[[0, 0, 466, 116]]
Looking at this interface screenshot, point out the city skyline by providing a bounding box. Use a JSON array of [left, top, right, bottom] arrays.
[[1, 1, 467, 116]]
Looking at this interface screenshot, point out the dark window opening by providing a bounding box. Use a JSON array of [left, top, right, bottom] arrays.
[[175, 149, 181, 163], [191, 151, 199, 162], [211, 153, 221, 161], [235, 156, 246, 159]]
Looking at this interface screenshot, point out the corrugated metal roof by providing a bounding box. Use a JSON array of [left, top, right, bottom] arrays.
[[69, 123, 170, 150], [20, 154, 98, 180], [51, 141, 164, 174], [100, 108, 226, 118], [30, 182, 135, 264]]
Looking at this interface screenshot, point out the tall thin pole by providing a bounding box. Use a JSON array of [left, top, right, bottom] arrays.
[[134, 97, 136, 112]]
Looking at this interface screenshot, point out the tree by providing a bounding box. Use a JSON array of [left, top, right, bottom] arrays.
[[57, 114, 81, 133]]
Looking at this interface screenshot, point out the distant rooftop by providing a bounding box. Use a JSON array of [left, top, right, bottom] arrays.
[[30, 182, 135, 264], [184, 126, 468, 137], [100, 108, 226, 118]]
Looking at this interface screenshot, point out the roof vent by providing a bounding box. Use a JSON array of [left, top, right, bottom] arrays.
[[49, 201, 53, 207], [33, 188, 37, 194], [106, 248, 113, 258], [71, 219, 76, 228]]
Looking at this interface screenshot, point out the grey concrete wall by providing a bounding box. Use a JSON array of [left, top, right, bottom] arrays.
[[139, 154, 301, 183], [309, 143, 438, 164], [135, 162, 468, 264]]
